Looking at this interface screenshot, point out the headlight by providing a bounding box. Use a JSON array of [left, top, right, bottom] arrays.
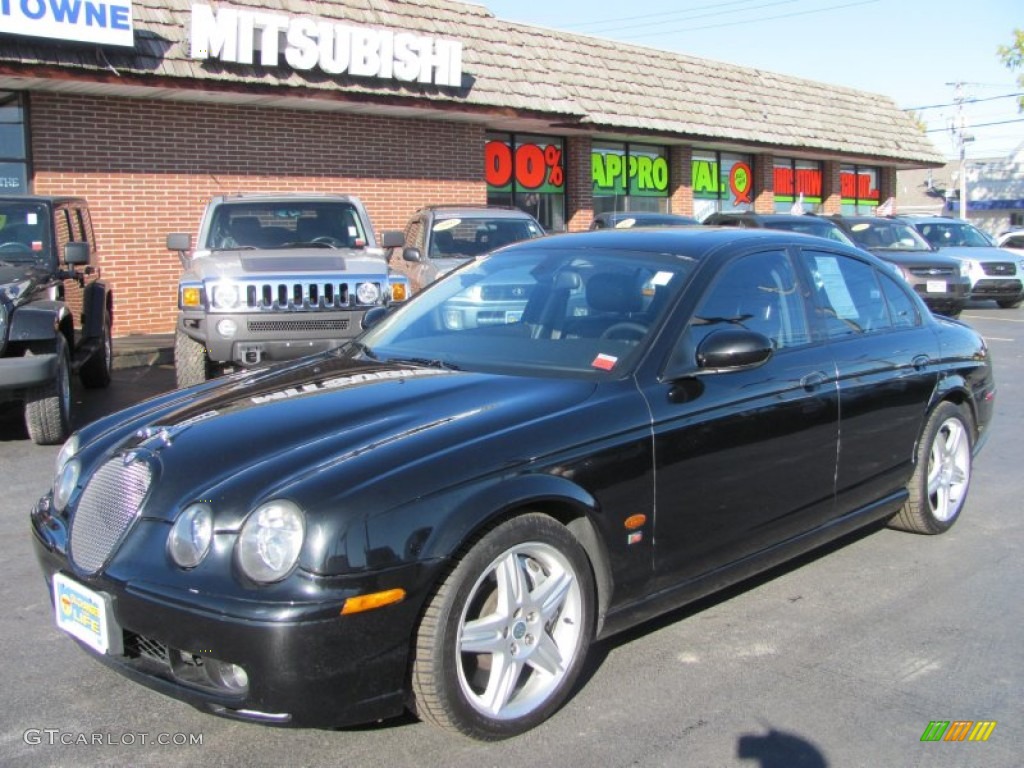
[[53, 459, 80, 512], [236, 500, 305, 583], [959, 261, 972, 277], [55, 434, 79, 476], [355, 282, 381, 305], [211, 283, 240, 309], [168, 503, 214, 568]]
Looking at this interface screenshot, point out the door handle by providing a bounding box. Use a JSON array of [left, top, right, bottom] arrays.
[[800, 371, 828, 391], [912, 355, 930, 371]]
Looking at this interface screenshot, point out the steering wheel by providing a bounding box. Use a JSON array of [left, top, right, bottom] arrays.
[[599, 322, 648, 343], [0, 242, 31, 253], [311, 236, 344, 248]]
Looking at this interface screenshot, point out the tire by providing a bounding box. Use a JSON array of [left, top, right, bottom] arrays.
[[79, 314, 113, 389], [175, 328, 211, 388], [411, 513, 595, 740], [889, 401, 973, 534], [996, 299, 1022, 309], [24, 334, 73, 445]]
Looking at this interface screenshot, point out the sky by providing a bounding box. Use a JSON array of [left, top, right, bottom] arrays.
[[478, 0, 1023, 160]]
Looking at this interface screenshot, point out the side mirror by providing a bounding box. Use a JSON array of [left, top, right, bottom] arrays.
[[63, 241, 90, 265], [166, 233, 192, 251], [403, 247, 424, 263], [379, 230, 404, 249], [695, 329, 773, 372], [361, 306, 389, 330]]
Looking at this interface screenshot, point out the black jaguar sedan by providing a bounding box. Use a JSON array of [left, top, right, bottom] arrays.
[[31, 228, 994, 740]]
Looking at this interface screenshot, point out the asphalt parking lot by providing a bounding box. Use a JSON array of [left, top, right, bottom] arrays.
[[0, 303, 1021, 768]]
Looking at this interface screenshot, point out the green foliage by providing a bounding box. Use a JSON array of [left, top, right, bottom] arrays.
[[997, 29, 1024, 111]]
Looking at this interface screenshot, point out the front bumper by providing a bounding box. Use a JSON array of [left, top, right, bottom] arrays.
[[969, 278, 1024, 301], [909, 279, 970, 315], [31, 497, 442, 728]]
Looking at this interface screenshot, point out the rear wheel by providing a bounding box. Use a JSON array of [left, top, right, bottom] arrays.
[[175, 328, 211, 388], [411, 513, 595, 740], [24, 334, 72, 445], [996, 299, 1022, 309], [889, 401, 973, 534], [79, 313, 113, 389]]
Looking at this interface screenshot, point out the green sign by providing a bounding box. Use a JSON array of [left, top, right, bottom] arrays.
[[592, 152, 669, 197]]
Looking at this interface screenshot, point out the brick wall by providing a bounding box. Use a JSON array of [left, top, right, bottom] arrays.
[[29, 93, 486, 335]]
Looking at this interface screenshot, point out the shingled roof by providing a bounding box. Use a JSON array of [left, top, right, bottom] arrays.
[[0, 0, 944, 166]]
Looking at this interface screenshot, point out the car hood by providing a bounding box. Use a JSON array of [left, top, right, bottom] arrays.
[[430, 256, 472, 277], [866, 249, 960, 268], [930, 245, 1021, 263], [188, 247, 390, 279], [80, 355, 599, 524]]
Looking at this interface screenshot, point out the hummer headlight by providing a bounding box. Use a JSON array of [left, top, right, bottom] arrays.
[[168, 503, 214, 568], [211, 283, 240, 309], [237, 500, 305, 583], [356, 282, 381, 305], [959, 261, 971, 277]]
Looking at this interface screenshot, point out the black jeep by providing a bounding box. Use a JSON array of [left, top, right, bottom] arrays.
[[0, 196, 114, 444]]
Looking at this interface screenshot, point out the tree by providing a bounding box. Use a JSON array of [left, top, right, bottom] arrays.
[[997, 29, 1024, 111]]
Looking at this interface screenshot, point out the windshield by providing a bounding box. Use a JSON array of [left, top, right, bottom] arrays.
[[846, 221, 932, 251], [429, 216, 543, 259], [914, 221, 995, 248], [205, 202, 368, 250], [0, 201, 51, 262], [351, 247, 696, 378], [764, 220, 855, 245]]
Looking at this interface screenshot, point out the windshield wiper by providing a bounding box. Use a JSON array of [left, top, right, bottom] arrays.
[[386, 356, 461, 371], [339, 340, 378, 360]]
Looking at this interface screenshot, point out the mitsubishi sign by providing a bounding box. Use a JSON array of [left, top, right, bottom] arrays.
[[190, 3, 464, 88], [1, 0, 134, 47]]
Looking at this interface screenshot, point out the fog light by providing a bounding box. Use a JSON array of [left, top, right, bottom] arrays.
[[216, 318, 238, 337], [205, 658, 249, 693]]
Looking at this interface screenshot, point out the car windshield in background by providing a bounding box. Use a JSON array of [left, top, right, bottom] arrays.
[[846, 221, 933, 251], [765, 220, 855, 245], [429, 217, 544, 259], [353, 248, 695, 377], [207, 202, 369, 250], [0, 201, 51, 260], [915, 221, 994, 248]]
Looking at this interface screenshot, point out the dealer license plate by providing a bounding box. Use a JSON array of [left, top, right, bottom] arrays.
[[926, 280, 947, 293], [53, 573, 122, 655]]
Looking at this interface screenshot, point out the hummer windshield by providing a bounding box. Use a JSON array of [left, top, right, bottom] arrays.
[[0, 201, 51, 262], [206, 202, 369, 250]]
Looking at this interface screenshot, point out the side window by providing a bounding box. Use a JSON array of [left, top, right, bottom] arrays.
[[53, 206, 73, 256], [879, 271, 921, 329], [687, 250, 812, 352], [405, 218, 423, 251], [802, 250, 892, 336]]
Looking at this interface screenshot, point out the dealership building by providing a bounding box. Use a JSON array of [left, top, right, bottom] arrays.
[[0, 0, 944, 335]]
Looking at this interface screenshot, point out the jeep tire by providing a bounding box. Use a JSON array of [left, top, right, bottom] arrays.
[[79, 312, 113, 389], [24, 334, 73, 445]]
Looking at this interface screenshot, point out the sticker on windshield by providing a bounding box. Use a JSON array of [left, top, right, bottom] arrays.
[[614, 218, 637, 229], [592, 353, 618, 371], [651, 271, 674, 286], [27, 213, 38, 225], [433, 219, 460, 231]]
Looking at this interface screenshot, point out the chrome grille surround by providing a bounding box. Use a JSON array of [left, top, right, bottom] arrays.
[[69, 457, 153, 575]]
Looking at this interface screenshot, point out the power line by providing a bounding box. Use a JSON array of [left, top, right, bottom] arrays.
[[905, 93, 1024, 111], [925, 117, 1024, 133], [567, 0, 799, 35], [566, 0, 795, 31]]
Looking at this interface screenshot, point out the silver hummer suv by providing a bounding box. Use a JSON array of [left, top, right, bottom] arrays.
[[168, 194, 408, 388]]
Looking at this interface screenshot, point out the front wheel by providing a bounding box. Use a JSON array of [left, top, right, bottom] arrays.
[[411, 513, 595, 740], [175, 328, 211, 388], [79, 313, 113, 389], [889, 401, 973, 534], [24, 334, 73, 445]]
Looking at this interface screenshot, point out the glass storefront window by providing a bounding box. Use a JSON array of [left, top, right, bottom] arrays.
[[840, 164, 881, 214], [773, 158, 823, 212], [692, 150, 754, 221], [0, 92, 28, 193], [485, 132, 566, 231], [591, 141, 670, 214]]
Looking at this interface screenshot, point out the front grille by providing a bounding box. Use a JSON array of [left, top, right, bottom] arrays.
[[124, 630, 170, 666], [981, 262, 1016, 276], [908, 266, 957, 278], [69, 458, 152, 575], [247, 318, 350, 333], [243, 281, 364, 310], [481, 284, 532, 301]]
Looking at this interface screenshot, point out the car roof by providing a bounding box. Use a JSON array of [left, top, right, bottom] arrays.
[[422, 205, 538, 219], [0, 195, 88, 205], [214, 193, 359, 203], [706, 212, 836, 225]]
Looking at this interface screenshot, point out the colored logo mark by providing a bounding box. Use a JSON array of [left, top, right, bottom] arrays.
[[920, 720, 997, 742]]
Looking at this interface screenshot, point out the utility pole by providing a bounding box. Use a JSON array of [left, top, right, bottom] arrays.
[[947, 82, 975, 220]]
